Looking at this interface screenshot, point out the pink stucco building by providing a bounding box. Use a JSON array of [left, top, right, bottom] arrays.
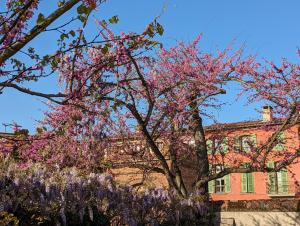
[[206, 106, 300, 201]]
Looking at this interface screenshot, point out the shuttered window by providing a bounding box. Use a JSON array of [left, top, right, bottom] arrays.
[[234, 134, 257, 152], [267, 161, 289, 194], [208, 164, 215, 193], [208, 164, 231, 193], [274, 132, 285, 151], [225, 173, 231, 193], [207, 139, 213, 154], [206, 137, 228, 154], [241, 172, 254, 193], [241, 163, 254, 193], [267, 161, 276, 194], [208, 179, 215, 194]]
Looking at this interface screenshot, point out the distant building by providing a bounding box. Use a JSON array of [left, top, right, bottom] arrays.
[[205, 106, 300, 201], [110, 106, 300, 200]]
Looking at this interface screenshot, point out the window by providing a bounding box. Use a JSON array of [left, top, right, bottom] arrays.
[[207, 137, 228, 154], [235, 135, 256, 152], [208, 165, 231, 194], [215, 165, 225, 193], [273, 132, 285, 151], [267, 161, 289, 194], [241, 171, 254, 193]]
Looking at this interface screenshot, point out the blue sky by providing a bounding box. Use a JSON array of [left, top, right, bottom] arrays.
[[0, 0, 299, 133]]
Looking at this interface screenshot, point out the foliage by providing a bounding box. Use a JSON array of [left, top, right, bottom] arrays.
[[0, 164, 210, 225]]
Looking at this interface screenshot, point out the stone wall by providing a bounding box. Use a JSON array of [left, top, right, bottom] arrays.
[[218, 212, 300, 226], [213, 199, 300, 226]]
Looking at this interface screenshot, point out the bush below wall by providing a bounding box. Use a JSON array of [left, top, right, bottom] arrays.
[[0, 164, 210, 226]]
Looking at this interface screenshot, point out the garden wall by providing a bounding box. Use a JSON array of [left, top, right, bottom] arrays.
[[214, 199, 300, 226]]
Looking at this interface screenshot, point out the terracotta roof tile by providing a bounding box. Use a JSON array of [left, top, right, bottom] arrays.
[[204, 119, 284, 131]]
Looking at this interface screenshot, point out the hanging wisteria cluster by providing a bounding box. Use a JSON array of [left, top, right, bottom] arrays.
[[0, 164, 210, 225]]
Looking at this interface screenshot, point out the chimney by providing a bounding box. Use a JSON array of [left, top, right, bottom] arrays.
[[262, 105, 273, 122]]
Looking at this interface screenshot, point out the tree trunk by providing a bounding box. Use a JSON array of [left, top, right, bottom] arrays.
[[189, 100, 209, 199], [169, 130, 188, 197]]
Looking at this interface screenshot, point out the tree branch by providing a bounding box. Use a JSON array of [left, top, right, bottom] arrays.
[[0, 0, 81, 64]]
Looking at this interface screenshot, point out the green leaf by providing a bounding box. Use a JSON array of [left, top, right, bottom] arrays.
[[58, 1, 65, 7], [28, 47, 35, 54], [101, 20, 108, 26], [78, 15, 87, 23], [41, 55, 50, 66], [156, 23, 164, 36], [109, 15, 119, 24], [101, 45, 109, 54], [69, 30, 76, 37], [82, 35, 87, 45], [51, 60, 58, 68], [146, 24, 154, 37], [16, 1, 25, 6], [77, 4, 89, 15], [60, 34, 66, 41], [36, 13, 45, 25]]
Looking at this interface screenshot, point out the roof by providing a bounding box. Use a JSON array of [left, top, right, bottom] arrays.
[[0, 132, 15, 137], [0, 118, 295, 141], [204, 119, 285, 132]]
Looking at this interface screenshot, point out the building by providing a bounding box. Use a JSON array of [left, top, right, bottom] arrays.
[[110, 106, 300, 201], [206, 106, 300, 201]]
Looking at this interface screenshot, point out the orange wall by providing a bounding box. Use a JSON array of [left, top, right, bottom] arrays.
[[209, 124, 300, 200], [111, 124, 300, 201]]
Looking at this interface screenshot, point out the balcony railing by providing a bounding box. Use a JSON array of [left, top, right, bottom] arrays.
[[267, 183, 295, 197]]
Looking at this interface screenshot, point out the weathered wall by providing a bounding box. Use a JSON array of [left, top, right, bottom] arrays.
[[218, 211, 300, 226], [111, 167, 168, 190], [213, 199, 300, 226]]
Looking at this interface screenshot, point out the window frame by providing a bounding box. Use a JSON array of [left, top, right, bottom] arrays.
[[207, 136, 229, 154], [215, 165, 226, 193], [208, 164, 231, 194], [235, 134, 257, 152], [268, 161, 289, 194], [273, 132, 285, 151]]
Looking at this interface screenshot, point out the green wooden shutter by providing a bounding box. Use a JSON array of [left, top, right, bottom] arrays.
[[207, 139, 213, 154], [279, 170, 288, 193], [267, 161, 275, 168], [267, 161, 276, 194], [274, 132, 284, 151], [224, 164, 231, 193], [250, 134, 257, 147], [241, 173, 247, 193], [241, 173, 254, 193], [234, 136, 240, 152], [220, 137, 229, 153], [225, 174, 231, 193], [247, 173, 254, 193], [208, 164, 215, 193], [208, 180, 215, 193]]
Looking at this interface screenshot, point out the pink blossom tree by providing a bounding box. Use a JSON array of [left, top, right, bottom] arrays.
[[1, 2, 299, 198], [87, 38, 299, 198], [0, 17, 166, 169], [0, 0, 116, 100]]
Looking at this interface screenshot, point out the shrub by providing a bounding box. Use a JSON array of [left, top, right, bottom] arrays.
[[0, 164, 209, 225]]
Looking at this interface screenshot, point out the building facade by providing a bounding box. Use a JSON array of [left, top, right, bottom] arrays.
[[111, 106, 300, 201], [206, 119, 300, 201]]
